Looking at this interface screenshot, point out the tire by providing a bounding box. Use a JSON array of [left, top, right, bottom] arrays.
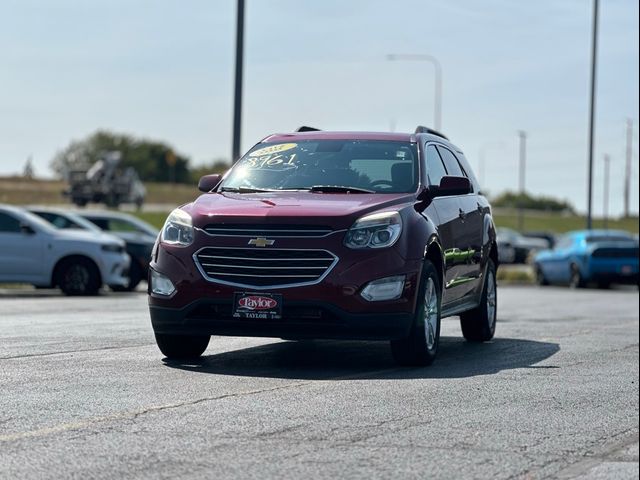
[[390, 260, 441, 367], [535, 264, 549, 286], [460, 259, 497, 342], [56, 258, 101, 296], [111, 261, 143, 292], [155, 333, 210, 359], [569, 264, 585, 289]]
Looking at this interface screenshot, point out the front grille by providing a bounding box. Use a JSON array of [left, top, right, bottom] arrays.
[[202, 224, 333, 238], [592, 247, 639, 259], [194, 247, 337, 288]]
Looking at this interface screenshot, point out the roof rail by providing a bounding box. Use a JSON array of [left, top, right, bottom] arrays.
[[414, 125, 448, 140], [295, 126, 321, 132]]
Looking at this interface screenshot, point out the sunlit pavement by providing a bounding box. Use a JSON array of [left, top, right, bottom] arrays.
[[0, 285, 638, 479]]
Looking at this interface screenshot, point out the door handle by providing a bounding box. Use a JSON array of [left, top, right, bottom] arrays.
[[458, 208, 467, 220]]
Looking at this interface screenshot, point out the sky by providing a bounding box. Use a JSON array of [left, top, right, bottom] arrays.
[[1, 0, 638, 216]]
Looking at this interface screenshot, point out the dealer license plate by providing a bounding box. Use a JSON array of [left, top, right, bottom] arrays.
[[233, 292, 282, 320]]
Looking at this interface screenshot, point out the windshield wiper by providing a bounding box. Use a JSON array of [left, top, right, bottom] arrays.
[[219, 186, 274, 193], [308, 185, 375, 194]]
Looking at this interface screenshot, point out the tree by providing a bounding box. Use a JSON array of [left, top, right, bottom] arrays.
[[491, 191, 575, 214], [190, 159, 231, 183], [51, 130, 191, 183], [23, 156, 35, 179]]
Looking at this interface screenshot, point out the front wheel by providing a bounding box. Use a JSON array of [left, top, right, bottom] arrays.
[[569, 264, 585, 289], [390, 260, 441, 366], [460, 259, 497, 342], [535, 264, 549, 286], [155, 333, 210, 359], [57, 258, 101, 296]]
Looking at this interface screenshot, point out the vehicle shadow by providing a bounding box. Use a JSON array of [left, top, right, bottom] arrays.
[[163, 335, 560, 380]]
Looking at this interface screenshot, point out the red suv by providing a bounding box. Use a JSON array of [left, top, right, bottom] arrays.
[[149, 127, 498, 366]]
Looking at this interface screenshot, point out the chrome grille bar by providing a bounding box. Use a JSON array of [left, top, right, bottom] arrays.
[[193, 247, 338, 289]]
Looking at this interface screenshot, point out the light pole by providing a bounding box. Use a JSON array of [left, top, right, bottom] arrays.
[[231, 0, 245, 163], [624, 119, 633, 218], [586, 0, 599, 229], [386, 54, 442, 131], [603, 154, 610, 230], [517, 131, 527, 231]]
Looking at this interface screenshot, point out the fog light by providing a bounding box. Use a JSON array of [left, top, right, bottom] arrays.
[[361, 275, 405, 301], [151, 269, 176, 296]]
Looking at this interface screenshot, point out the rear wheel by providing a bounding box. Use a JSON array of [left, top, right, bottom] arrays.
[[569, 264, 585, 289], [390, 260, 441, 366], [56, 258, 101, 296], [155, 333, 210, 359], [460, 259, 497, 342]]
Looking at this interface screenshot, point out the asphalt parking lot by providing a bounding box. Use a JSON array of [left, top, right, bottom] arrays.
[[0, 285, 638, 479]]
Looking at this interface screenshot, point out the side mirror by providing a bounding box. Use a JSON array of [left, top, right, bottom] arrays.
[[431, 176, 471, 197], [20, 223, 36, 235], [198, 174, 222, 192]]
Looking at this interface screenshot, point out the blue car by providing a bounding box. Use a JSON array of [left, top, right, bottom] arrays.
[[533, 230, 639, 288]]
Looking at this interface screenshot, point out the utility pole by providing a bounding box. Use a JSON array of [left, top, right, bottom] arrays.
[[586, 0, 599, 229], [231, 0, 245, 163], [624, 119, 633, 218], [518, 131, 527, 231], [603, 154, 610, 230]]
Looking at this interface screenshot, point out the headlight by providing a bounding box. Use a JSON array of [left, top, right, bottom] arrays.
[[161, 209, 194, 247], [344, 211, 402, 249], [101, 244, 124, 253]]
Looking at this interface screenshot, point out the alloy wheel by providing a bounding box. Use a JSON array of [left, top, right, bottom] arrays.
[[423, 277, 439, 351]]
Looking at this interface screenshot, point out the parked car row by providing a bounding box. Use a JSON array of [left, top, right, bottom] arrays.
[[496, 227, 553, 264], [0, 204, 158, 295], [534, 230, 639, 289]]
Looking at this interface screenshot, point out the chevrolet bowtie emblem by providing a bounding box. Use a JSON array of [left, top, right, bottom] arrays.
[[248, 237, 275, 247]]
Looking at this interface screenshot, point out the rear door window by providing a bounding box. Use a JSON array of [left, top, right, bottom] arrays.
[[436, 146, 465, 177]]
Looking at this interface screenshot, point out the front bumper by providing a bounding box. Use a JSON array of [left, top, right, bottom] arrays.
[[148, 229, 423, 339], [102, 253, 131, 287], [150, 298, 414, 340]]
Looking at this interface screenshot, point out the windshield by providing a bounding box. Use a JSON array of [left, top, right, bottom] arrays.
[[32, 211, 102, 232], [585, 234, 635, 243], [221, 140, 419, 193]]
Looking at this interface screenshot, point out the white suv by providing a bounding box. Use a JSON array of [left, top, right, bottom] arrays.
[[0, 205, 130, 295]]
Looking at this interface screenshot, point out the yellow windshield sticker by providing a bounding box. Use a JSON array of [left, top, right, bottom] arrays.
[[249, 143, 297, 157]]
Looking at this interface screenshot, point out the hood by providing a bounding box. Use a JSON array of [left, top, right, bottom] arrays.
[[517, 237, 550, 249], [54, 229, 125, 246], [186, 192, 415, 230], [110, 231, 158, 246]]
